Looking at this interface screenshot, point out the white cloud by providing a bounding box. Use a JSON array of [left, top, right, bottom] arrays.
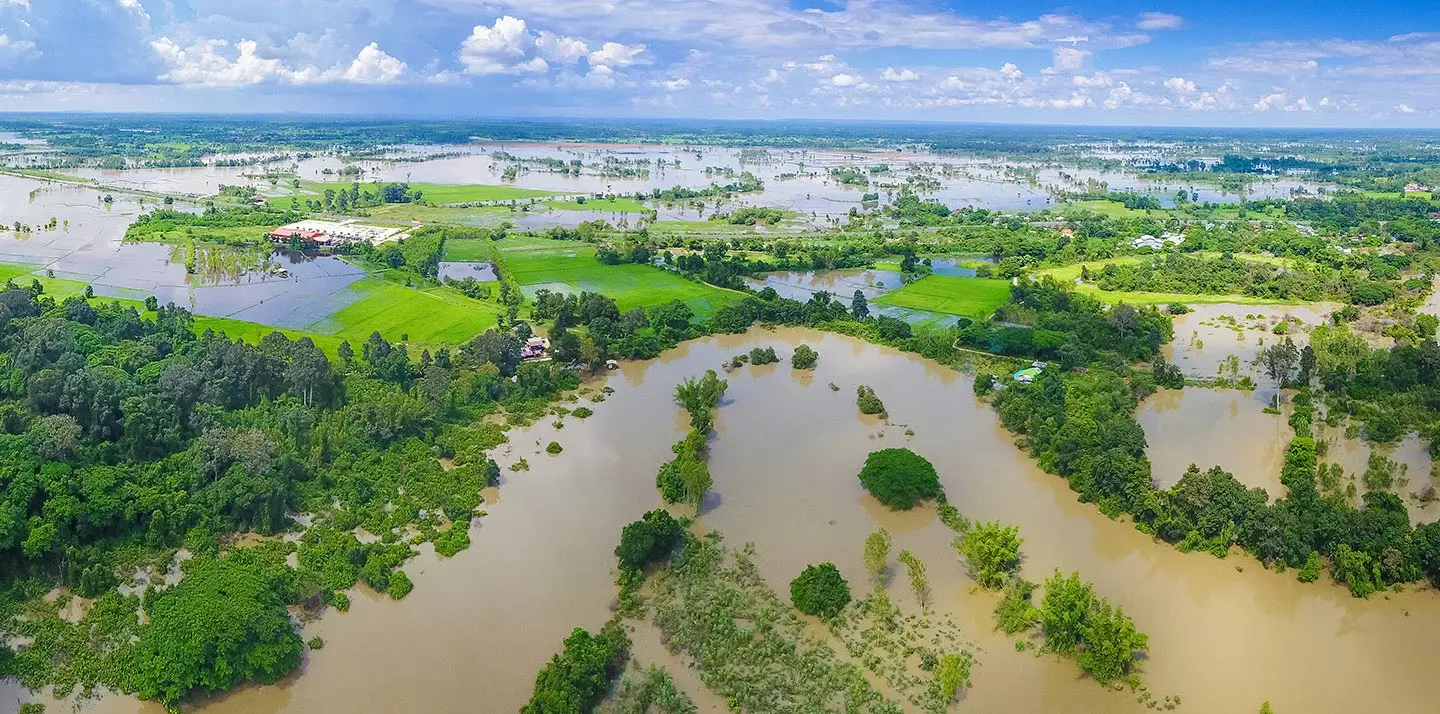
[[342, 43, 406, 84], [1209, 56, 1319, 74], [1252, 92, 1315, 112], [1072, 72, 1112, 88], [459, 16, 548, 75], [151, 37, 408, 87], [536, 31, 588, 64], [1051, 47, 1090, 71], [881, 67, 919, 82], [588, 41, 647, 68], [661, 77, 690, 90], [1000, 62, 1023, 79], [1137, 12, 1184, 31], [2, 0, 30, 9], [830, 73, 861, 87], [1163, 76, 1196, 93], [0, 33, 39, 63], [1397, 103, 1417, 114]]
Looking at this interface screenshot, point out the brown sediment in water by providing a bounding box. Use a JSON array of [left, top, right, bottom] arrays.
[[42, 327, 1440, 714]]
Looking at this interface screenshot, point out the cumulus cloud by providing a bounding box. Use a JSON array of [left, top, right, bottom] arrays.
[[1209, 56, 1319, 74], [881, 67, 919, 82], [1137, 13, 1184, 30], [1397, 103, 1417, 114], [151, 37, 406, 86], [459, 16, 550, 75], [1000, 62, 1023, 79], [1163, 76, 1196, 93], [588, 41, 647, 68], [1252, 92, 1315, 112], [830, 73, 862, 87], [342, 43, 407, 84], [661, 77, 690, 90]]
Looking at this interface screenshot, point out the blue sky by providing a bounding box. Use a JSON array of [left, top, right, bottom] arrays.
[[1, 0, 1438, 126]]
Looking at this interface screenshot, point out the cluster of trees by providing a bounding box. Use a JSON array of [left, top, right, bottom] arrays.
[[1084, 253, 1398, 306], [657, 372, 726, 513], [126, 206, 301, 244], [959, 279, 1172, 362], [989, 356, 1440, 597], [644, 172, 763, 201], [856, 385, 887, 417], [0, 285, 586, 703]]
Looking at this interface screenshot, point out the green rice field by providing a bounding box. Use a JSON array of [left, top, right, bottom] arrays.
[[498, 236, 741, 316], [874, 275, 1011, 319], [309, 277, 503, 345]]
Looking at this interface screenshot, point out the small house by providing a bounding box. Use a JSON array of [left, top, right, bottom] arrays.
[[521, 336, 551, 360]]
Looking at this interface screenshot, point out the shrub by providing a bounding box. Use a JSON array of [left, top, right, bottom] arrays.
[[387, 571, 414, 600], [308, 636, 325, 650], [789, 563, 851, 618], [546, 441, 563, 454], [858, 448, 942, 510], [748, 346, 779, 365], [1167, 302, 1191, 315], [856, 385, 887, 417], [615, 509, 684, 572], [572, 406, 594, 418], [791, 344, 819, 369]]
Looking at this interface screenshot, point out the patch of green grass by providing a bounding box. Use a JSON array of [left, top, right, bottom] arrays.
[[442, 238, 499, 262], [1060, 200, 1156, 219], [291, 180, 560, 205], [125, 224, 272, 245], [310, 277, 502, 345], [648, 220, 761, 234], [499, 237, 741, 316], [875, 276, 1011, 319], [542, 197, 650, 213]]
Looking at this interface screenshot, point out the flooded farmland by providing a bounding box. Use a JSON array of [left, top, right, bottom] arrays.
[[42, 328, 1440, 714]]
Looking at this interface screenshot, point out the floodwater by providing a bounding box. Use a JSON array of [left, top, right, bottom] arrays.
[[42, 327, 1440, 714], [0, 173, 367, 329], [1164, 302, 1336, 380], [741, 268, 902, 302], [436, 261, 497, 282], [1140, 387, 1292, 496], [47, 143, 1333, 228]]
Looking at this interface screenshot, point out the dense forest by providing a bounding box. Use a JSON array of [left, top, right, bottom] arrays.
[[0, 284, 587, 706]]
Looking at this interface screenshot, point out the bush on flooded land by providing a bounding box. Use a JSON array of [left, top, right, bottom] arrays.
[[521, 619, 630, 714], [791, 344, 819, 369], [856, 385, 887, 417], [615, 509, 685, 573], [789, 562, 852, 619], [858, 448, 943, 510]]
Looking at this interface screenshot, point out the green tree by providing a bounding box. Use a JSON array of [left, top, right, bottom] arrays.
[[934, 652, 973, 702], [958, 521, 1023, 589], [119, 557, 303, 707], [790, 563, 851, 619], [857, 448, 942, 510], [791, 344, 819, 369], [522, 622, 630, 714], [897, 549, 929, 606], [1076, 599, 1148, 683], [862, 529, 891, 585], [1040, 570, 1095, 654], [851, 289, 870, 319], [615, 509, 684, 572]]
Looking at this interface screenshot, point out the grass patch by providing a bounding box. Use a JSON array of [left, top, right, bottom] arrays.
[[442, 238, 499, 262], [648, 220, 764, 234], [1060, 200, 1156, 219], [875, 276, 1011, 319], [542, 197, 650, 213], [309, 276, 502, 345], [499, 237, 741, 316]]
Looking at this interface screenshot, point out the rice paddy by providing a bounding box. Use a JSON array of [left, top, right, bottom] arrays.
[[874, 276, 1012, 319], [498, 236, 742, 316]]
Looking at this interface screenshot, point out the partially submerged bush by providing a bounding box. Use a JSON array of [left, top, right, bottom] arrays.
[[789, 562, 851, 618]]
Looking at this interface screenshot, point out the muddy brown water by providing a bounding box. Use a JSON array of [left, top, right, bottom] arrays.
[[17, 327, 1440, 714]]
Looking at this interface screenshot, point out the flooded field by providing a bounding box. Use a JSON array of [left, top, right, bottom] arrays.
[[41, 327, 1440, 714], [0, 173, 369, 327], [37, 142, 1333, 227], [1164, 302, 1337, 379]]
